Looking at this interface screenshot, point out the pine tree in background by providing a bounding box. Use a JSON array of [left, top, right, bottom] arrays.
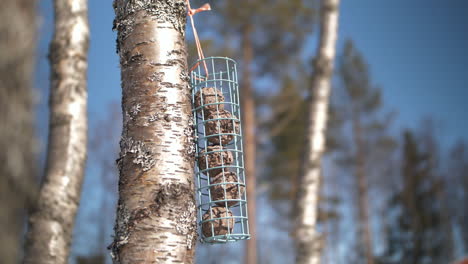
[[447, 141, 468, 254], [418, 120, 455, 261], [335, 39, 396, 264], [110, 1, 198, 262], [24, 0, 89, 263], [267, 77, 308, 203], [0, 0, 38, 263], [379, 131, 449, 264], [266, 77, 342, 207]]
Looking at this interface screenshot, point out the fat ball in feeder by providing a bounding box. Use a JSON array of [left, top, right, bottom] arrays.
[[205, 109, 240, 145], [210, 171, 245, 207], [202, 206, 235, 237], [194, 87, 225, 114], [198, 145, 234, 176]]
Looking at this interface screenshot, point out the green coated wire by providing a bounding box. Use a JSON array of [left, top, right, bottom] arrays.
[[191, 57, 250, 244]]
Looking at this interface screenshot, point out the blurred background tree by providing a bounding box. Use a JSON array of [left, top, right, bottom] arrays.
[[294, 0, 341, 263], [23, 0, 89, 262], [447, 141, 468, 252], [0, 0, 38, 263], [334, 39, 397, 264], [378, 129, 451, 264]]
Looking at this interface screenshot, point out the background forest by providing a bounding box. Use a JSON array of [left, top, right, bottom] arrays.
[[1, 0, 467, 264]]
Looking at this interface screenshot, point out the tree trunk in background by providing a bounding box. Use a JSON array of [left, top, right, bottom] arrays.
[[0, 0, 38, 263], [352, 114, 374, 264], [23, 1, 89, 263], [242, 23, 257, 264], [295, 0, 340, 263], [109, 1, 197, 263]]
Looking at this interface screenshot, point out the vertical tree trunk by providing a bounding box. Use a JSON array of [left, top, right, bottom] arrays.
[[295, 0, 340, 263], [0, 1, 38, 263], [352, 114, 374, 264], [109, 1, 197, 263], [241, 23, 257, 264], [23, 0, 89, 263]]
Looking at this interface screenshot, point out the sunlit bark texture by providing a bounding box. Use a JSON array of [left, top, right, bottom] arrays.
[[0, 0, 38, 263], [23, 0, 89, 263], [295, 0, 340, 263], [109, 1, 197, 263]]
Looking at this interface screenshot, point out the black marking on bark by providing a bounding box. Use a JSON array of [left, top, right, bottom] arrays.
[[179, 71, 190, 83], [152, 183, 190, 209], [172, 116, 182, 122], [167, 49, 184, 56], [167, 58, 185, 67], [129, 53, 145, 64], [149, 62, 173, 67], [160, 82, 175, 89], [49, 113, 73, 127], [312, 56, 333, 77], [128, 208, 151, 229], [148, 71, 164, 82]]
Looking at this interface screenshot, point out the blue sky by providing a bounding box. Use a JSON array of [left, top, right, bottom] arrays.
[[35, 0, 468, 262], [37, 0, 468, 146], [338, 1, 468, 145]]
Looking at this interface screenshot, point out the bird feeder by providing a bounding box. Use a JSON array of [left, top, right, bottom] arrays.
[[191, 57, 250, 243]]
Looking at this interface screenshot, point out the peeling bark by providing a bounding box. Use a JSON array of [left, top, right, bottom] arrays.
[[0, 0, 38, 263], [110, 1, 197, 263], [23, 0, 89, 263], [295, 0, 340, 263]]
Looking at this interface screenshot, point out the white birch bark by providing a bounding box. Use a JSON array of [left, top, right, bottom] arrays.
[[23, 0, 89, 263], [109, 1, 197, 263], [295, 0, 340, 263]]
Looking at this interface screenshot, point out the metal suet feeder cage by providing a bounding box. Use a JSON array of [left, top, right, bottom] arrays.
[[191, 57, 250, 243]]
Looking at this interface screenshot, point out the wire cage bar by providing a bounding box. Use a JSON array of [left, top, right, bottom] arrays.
[[191, 57, 250, 243]]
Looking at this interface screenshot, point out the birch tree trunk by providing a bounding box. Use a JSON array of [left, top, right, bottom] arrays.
[[295, 0, 340, 263], [241, 23, 258, 264], [23, 0, 89, 263], [109, 1, 197, 263], [0, 1, 38, 263]]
